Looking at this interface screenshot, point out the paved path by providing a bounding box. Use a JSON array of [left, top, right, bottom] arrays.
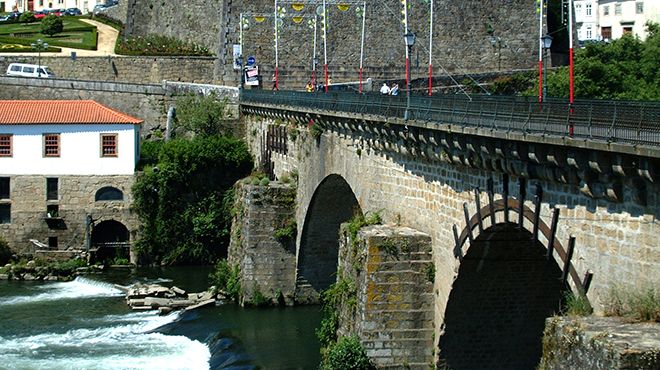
[[1, 18, 119, 57]]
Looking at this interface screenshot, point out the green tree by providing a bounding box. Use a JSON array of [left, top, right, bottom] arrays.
[[322, 336, 374, 370], [175, 93, 233, 137], [0, 235, 12, 265], [132, 136, 252, 265], [19, 11, 35, 25], [40, 15, 64, 37]]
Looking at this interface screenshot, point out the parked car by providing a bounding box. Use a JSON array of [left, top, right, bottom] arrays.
[[34, 10, 47, 19], [93, 4, 107, 15], [0, 15, 11, 22], [65, 8, 82, 16], [6, 63, 55, 78], [105, 0, 119, 6]]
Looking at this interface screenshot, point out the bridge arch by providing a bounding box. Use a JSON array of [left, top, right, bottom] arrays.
[[297, 174, 361, 297], [91, 219, 130, 263], [439, 179, 593, 370]]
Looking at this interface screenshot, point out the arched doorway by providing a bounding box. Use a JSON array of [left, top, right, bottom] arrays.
[[297, 174, 361, 297], [91, 220, 130, 264], [439, 223, 567, 370]]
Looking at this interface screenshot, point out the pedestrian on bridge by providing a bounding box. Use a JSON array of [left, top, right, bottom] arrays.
[[380, 82, 391, 95]]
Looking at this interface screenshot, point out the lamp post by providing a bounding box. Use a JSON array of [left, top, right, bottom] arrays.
[[237, 55, 244, 90], [31, 39, 48, 76], [404, 31, 416, 120], [312, 56, 319, 89], [541, 34, 553, 101]]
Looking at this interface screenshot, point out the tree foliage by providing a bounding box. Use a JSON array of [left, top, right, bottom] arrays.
[[175, 93, 233, 137], [0, 235, 12, 266], [322, 336, 374, 370], [546, 22, 660, 100], [19, 11, 35, 24], [41, 15, 64, 37], [132, 136, 253, 265]]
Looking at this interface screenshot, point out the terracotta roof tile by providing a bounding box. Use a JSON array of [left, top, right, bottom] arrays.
[[0, 100, 143, 125]]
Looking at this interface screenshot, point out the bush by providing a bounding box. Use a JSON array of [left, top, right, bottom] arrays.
[[562, 291, 592, 316], [0, 235, 12, 265], [322, 336, 373, 370], [209, 260, 241, 301], [259, 177, 270, 186], [117, 34, 212, 56], [175, 94, 231, 137], [41, 15, 63, 37], [603, 285, 659, 322], [19, 11, 35, 24], [274, 218, 296, 242], [50, 258, 86, 276]]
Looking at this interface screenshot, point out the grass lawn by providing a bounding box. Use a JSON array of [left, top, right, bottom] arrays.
[[0, 18, 97, 51]]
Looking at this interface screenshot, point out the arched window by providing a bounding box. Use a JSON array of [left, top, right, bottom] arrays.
[[95, 187, 124, 201]]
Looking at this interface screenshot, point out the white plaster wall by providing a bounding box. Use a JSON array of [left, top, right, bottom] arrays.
[[1, 124, 139, 175]]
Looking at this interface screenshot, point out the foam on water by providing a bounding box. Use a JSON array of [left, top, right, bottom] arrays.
[[0, 310, 210, 370], [0, 276, 123, 306]]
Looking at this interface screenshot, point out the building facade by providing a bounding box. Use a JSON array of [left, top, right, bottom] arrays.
[[2, 0, 101, 13], [0, 100, 141, 261], [575, 0, 660, 42]]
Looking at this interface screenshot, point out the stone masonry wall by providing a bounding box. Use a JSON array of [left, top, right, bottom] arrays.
[[243, 116, 659, 362], [227, 182, 298, 306], [0, 55, 218, 84], [337, 224, 435, 369], [539, 316, 660, 370], [0, 175, 137, 255]]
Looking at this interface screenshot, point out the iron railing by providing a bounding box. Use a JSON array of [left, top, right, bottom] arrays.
[[240, 89, 660, 146]]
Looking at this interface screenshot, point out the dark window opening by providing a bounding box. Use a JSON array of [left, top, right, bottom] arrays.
[[0, 204, 10, 224], [46, 178, 58, 200], [47, 204, 59, 218], [0, 177, 9, 199], [601, 26, 612, 40], [95, 187, 124, 201], [48, 237, 58, 249]]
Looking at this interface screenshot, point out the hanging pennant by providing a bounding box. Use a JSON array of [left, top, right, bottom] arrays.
[[337, 3, 350, 11], [292, 3, 305, 11], [254, 16, 266, 23], [292, 16, 304, 24]]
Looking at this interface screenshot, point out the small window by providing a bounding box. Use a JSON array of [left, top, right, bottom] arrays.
[[48, 237, 58, 249], [24, 66, 34, 73], [603, 5, 609, 16], [0, 177, 8, 199], [101, 134, 118, 157], [636, 2, 643, 14], [0, 134, 11, 157], [47, 204, 59, 218], [95, 186, 124, 201], [44, 134, 60, 157], [0, 204, 10, 224], [10, 65, 21, 72], [586, 3, 592, 16], [623, 27, 633, 35], [615, 3, 622, 15], [586, 27, 593, 39], [46, 178, 58, 200], [602, 26, 612, 40]]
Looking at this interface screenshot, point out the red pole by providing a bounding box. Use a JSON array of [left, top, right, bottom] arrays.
[[359, 67, 363, 94], [324, 64, 329, 93], [538, 60, 543, 103], [428, 64, 433, 96], [275, 67, 279, 90], [405, 57, 410, 91]]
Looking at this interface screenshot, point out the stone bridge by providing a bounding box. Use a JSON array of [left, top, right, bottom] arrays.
[[236, 90, 659, 369]]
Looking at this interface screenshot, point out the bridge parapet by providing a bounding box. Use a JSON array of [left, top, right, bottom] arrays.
[[241, 90, 659, 206]]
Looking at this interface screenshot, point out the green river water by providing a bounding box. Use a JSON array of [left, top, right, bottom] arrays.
[[0, 266, 321, 369]]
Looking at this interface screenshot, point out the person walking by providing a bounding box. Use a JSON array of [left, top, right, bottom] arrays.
[[390, 83, 399, 96], [380, 82, 391, 95]]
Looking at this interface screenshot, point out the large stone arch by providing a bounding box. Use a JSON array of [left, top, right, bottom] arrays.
[[296, 174, 361, 301], [439, 223, 566, 369]]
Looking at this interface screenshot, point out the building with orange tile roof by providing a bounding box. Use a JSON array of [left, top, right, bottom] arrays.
[[0, 100, 141, 263]]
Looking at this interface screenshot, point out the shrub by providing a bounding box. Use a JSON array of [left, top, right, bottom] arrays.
[[562, 291, 593, 316], [0, 235, 12, 266], [322, 336, 373, 370], [41, 15, 64, 37], [19, 11, 35, 24], [209, 260, 241, 301], [274, 218, 296, 242], [117, 34, 212, 56], [250, 283, 269, 307], [604, 285, 659, 322], [50, 258, 86, 276], [259, 177, 270, 186]]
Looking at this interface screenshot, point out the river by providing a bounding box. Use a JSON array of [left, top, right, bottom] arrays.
[[0, 267, 321, 370]]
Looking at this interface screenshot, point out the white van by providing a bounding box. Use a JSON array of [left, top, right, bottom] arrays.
[[6, 63, 55, 78]]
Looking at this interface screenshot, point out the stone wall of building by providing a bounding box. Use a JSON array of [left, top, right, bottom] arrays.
[[539, 316, 660, 370], [337, 224, 435, 368], [227, 182, 298, 306], [0, 175, 137, 256]]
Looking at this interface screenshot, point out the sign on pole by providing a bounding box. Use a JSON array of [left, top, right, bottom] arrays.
[[247, 56, 256, 66], [233, 44, 242, 70]]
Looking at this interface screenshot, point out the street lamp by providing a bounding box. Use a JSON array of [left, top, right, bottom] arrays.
[[236, 55, 244, 90], [404, 31, 416, 120], [312, 56, 319, 89], [31, 39, 48, 76], [541, 34, 553, 101]]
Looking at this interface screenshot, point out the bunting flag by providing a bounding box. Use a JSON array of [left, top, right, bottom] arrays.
[[292, 3, 305, 11], [337, 3, 350, 11], [292, 16, 304, 23], [254, 16, 266, 23]]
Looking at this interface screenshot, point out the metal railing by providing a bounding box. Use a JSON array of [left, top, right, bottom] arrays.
[[240, 89, 660, 146]]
